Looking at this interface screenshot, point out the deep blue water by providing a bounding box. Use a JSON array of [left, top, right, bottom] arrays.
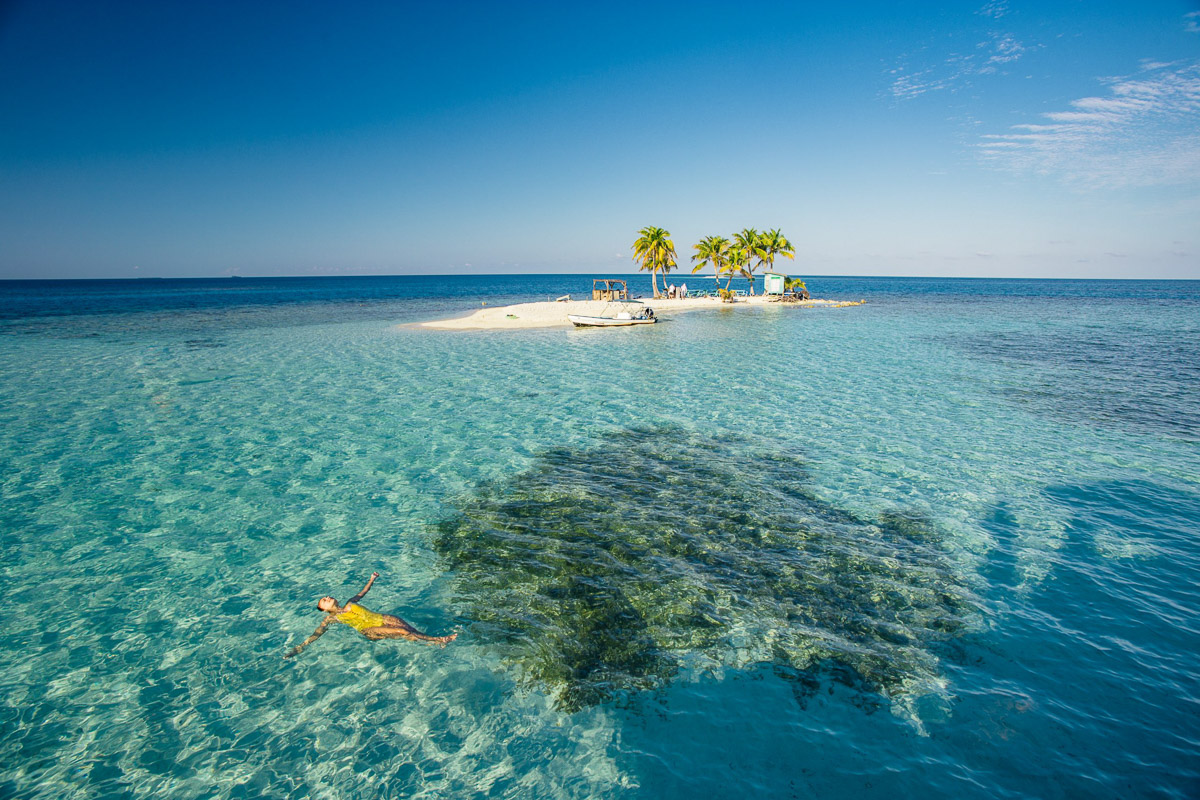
[[0, 275, 1197, 799]]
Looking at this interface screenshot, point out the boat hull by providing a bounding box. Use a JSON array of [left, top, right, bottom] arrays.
[[567, 315, 657, 328]]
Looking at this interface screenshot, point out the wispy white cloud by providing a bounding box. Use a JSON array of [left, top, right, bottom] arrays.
[[979, 1, 1010, 19], [888, 4, 1028, 99], [979, 61, 1200, 188], [889, 63, 954, 100], [1186, 11, 1200, 34], [982, 33, 1025, 70]]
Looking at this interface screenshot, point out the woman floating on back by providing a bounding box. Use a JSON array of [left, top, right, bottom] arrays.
[[285, 572, 457, 658]]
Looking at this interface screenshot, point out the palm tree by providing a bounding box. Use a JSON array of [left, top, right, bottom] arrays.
[[732, 228, 764, 295], [758, 228, 796, 280], [724, 245, 749, 298], [631, 226, 678, 299], [691, 235, 730, 295]]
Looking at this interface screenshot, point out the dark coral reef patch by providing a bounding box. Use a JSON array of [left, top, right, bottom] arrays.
[[434, 427, 975, 716]]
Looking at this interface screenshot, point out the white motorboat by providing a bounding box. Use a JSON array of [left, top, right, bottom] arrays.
[[568, 300, 657, 328]]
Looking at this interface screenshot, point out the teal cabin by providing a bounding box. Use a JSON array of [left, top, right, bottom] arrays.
[[764, 273, 786, 296]]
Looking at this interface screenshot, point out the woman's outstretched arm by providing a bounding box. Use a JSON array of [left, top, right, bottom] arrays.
[[346, 571, 380, 605], [285, 616, 335, 659]]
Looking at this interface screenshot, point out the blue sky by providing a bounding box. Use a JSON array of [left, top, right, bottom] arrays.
[[1, 0, 1198, 279]]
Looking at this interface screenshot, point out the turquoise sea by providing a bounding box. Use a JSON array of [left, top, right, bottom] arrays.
[[1, 275, 1197, 799]]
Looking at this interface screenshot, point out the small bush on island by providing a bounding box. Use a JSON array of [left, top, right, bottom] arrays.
[[784, 276, 810, 301]]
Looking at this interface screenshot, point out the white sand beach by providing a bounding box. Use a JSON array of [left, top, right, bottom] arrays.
[[416, 295, 863, 330]]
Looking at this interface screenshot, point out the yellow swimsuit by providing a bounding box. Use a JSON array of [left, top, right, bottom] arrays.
[[336, 603, 387, 632]]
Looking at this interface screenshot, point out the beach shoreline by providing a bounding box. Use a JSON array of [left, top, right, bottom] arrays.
[[412, 295, 862, 330]]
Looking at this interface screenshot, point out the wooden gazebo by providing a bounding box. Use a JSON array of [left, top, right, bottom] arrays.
[[591, 279, 629, 301]]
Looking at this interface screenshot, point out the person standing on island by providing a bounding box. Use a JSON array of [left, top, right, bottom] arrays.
[[285, 572, 457, 658]]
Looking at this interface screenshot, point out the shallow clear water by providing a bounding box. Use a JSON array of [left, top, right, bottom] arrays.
[[1, 276, 1197, 798]]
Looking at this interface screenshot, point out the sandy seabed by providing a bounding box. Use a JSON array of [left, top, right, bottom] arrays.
[[415, 295, 862, 330]]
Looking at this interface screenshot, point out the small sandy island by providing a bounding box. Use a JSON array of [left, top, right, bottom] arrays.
[[415, 295, 864, 331]]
